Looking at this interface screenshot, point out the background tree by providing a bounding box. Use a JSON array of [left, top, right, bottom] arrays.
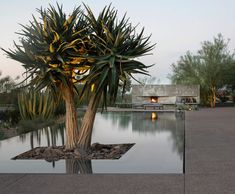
[[222, 61, 235, 90], [116, 75, 132, 103], [0, 71, 20, 108], [138, 76, 157, 85], [170, 34, 234, 107], [0, 71, 18, 93]]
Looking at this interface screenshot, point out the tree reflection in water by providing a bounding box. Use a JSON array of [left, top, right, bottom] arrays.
[[66, 159, 93, 174], [19, 123, 65, 149], [17, 122, 94, 173]]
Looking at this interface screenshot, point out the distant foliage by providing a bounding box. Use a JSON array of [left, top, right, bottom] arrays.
[[0, 110, 20, 125], [170, 34, 234, 107], [0, 71, 17, 93]]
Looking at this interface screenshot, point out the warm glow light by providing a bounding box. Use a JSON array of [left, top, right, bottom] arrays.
[[151, 112, 157, 120], [151, 97, 158, 103]]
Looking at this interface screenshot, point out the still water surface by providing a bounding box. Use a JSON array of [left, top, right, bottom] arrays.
[[0, 111, 184, 173]]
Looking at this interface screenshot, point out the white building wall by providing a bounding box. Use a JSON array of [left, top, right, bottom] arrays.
[[132, 84, 200, 104]]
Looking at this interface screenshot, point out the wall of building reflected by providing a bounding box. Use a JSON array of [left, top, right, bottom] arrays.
[[132, 112, 184, 159], [100, 111, 184, 159]]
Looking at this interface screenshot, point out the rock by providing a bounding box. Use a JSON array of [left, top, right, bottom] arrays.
[[74, 147, 87, 158], [12, 143, 135, 160], [113, 145, 121, 150], [53, 149, 64, 156], [101, 148, 109, 153], [34, 155, 42, 159], [42, 147, 62, 161], [34, 148, 42, 155], [102, 145, 112, 149], [110, 149, 121, 156], [91, 143, 103, 150]]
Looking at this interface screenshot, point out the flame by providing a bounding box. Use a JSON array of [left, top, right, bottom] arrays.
[[151, 97, 158, 103]]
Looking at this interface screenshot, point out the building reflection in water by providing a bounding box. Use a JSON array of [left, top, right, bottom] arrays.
[[151, 112, 157, 121], [132, 111, 184, 159]]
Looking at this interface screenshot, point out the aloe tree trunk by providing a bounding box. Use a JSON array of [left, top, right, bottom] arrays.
[[77, 93, 101, 150], [61, 84, 78, 149]]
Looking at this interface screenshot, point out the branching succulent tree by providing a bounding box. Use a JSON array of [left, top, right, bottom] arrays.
[[2, 4, 155, 151], [76, 5, 155, 150], [2, 4, 93, 149]]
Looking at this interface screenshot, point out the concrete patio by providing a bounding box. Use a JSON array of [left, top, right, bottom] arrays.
[[1, 107, 235, 194]]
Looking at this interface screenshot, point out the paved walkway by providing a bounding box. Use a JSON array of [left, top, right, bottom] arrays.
[[1, 107, 235, 193], [185, 107, 235, 194]]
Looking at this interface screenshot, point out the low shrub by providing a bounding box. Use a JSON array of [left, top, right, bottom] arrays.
[[0, 110, 20, 125]]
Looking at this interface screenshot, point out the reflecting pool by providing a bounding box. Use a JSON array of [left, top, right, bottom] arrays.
[[0, 111, 184, 173]]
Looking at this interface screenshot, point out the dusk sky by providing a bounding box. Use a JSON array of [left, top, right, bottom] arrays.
[[1, 0, 235, 83]]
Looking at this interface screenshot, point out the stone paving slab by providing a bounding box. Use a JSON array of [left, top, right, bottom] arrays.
[[185, 173, 235, 194], [0, 174, 25, 190], [185, 107, 235, 193], [185, 108, 235, 173], [1, 174, 184, 194]]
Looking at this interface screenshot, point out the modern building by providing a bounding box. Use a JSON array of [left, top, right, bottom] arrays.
[[132, 84, 200, 109]]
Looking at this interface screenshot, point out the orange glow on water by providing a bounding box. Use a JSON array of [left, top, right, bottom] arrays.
[[151, 112, 157, 120]]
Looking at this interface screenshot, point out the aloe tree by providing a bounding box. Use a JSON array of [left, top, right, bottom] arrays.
[[76, 5, 155, 150], [2, 4, 92, 149], [2, 4, 154, 151]]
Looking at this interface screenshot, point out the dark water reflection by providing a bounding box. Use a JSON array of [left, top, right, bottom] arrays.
[[0, 111, 184, 173], [66, 159, 93, 174]]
